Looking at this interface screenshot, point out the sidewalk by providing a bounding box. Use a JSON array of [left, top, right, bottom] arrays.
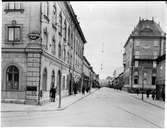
[[129, 93, 165, 109], [1, 88, 98, 112]]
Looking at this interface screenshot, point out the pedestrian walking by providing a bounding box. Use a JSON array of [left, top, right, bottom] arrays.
[[73, 82, 77, 95], [152, 90, 155, 100], [136, 89, 139, 96], [52, 86, 57, 102], [146, 90, 150, 98], [50, 86, 54, 102], [82, 87, 85, 95]]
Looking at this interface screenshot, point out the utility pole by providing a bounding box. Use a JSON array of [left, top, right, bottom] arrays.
[[141, 66, 144, 101], [100, 42, 104, 83]]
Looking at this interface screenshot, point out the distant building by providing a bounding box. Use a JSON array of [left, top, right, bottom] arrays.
[[83, 56, 91, 90], [123, 18, 166, 92]]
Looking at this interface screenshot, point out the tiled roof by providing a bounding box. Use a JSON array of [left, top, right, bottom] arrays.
[[132, 19, 165, 37]]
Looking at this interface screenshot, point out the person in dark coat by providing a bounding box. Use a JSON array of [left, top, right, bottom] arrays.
[[50, 86, 54, 102], [152, 90, 155, 100], [52, 87, 57, 102], [82, 86, 85, 95], [146, 90, 150, 98], [73, 82, 77, 95]]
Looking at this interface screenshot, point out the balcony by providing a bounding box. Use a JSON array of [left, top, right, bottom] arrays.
[[134, 55, 158, 60]]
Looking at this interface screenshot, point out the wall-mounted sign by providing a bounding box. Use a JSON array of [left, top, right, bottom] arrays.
[[28, 33, 40, 40]]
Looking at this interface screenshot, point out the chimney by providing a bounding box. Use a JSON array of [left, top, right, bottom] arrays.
[[139, 17, 141, 21], [152, 17, 154, 21]]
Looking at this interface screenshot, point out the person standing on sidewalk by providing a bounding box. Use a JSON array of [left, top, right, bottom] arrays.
[[73, 82, 77, 96], [82, 86, 85, 95], [50, 86, 54, 102], [52, 86, 57, 102], [152, 90, 155, 100]]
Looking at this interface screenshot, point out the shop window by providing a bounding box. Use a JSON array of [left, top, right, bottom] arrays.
[[6, 65, 19, 90]]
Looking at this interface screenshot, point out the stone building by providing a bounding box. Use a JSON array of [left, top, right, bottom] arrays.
[[156, 34, 166, 100], [2, 2, 86, 104], [83, 56, 91, 91], [123, 18, 165, 92]]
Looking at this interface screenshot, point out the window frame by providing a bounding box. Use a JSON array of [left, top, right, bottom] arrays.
[[6, 65, 19, 91], [4, 2, 24, 13], [5, 23, 23, 44]]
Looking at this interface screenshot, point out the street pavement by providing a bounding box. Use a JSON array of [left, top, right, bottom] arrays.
[[1, 87, 165, 127]]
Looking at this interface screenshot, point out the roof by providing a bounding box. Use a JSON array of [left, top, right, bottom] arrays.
[[83, 56, 91, 66], [65, 2, 87, 44], [132, 19, 165, 37], [124, 18, 166, 48]]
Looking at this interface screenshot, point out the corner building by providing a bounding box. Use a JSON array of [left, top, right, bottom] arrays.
[[123, 18, 165, 92], [2, 2, 86, 104]]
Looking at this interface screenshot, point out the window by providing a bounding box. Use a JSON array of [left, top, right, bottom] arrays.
[[135, 61, 138, 67], [152, 76, 156, 85], [43, 29, 48, 49], [52, 4, 57, 26], [5, 2, 24, 13], [8, 26, 21, 42], [134, 78, 138, 84], [153, 61, 157, 68], [62, 76, 65, 90], [64, 20, 67, 40], [153, 41, 159, 46], [71, 32, 73, 47], [51, 70, 55, 87], [68, 26, 70, 44], [67, 52, 69, 64], [135, 51, 140, 58], [52, 36, 56, 55], [135, 51, 139, 55], [63, 48, 66, 61], [136, 41, 140, 46], [42, 68, 47, 91], [59, 12, 62, 35], [6, 65, 19, 90], [58, 43, 61, 58]]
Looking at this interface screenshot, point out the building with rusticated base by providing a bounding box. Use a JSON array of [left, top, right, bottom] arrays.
[[2, 2, 86, 104]]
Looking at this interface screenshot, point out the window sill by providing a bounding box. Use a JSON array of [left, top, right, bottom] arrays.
[[4, 9, 24, 13], [5, 41, 22, 45]]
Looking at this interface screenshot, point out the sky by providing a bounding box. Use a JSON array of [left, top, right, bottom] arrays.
[[71, 2, 166, 79]]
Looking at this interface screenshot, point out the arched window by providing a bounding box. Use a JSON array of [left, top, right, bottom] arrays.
[[58, 43, 61, 58], [134, 71, 139, 85], [6, 65, 19, 90], [63, 48, 66, 61], [51, 70, 55, 87], [42, 68, 47, 91]]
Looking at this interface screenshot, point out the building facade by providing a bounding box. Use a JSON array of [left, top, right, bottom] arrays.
[[123, 18, 165, 92], [156, 34, 166, 100], [2, 2, 86, 104], [83, 56, 91, 91]]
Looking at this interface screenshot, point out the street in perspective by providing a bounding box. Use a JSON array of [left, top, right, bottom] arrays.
[[1, 1, 166, 128]]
